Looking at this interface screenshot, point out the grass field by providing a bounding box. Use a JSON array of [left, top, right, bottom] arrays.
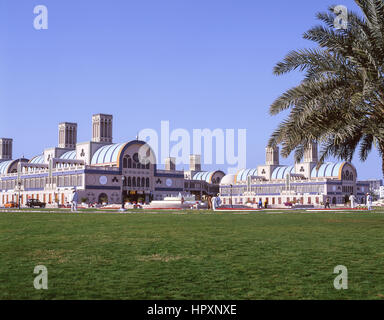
[[0, 208, 384, 300]]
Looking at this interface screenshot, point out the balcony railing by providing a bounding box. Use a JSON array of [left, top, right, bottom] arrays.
[[84, 165, 120, 171]]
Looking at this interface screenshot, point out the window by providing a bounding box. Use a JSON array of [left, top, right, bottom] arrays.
[[142, 177, 145, 187], [128, 177, 131, 187], [128, 156, 132, 168], [137, 178, 140, 187], [132, 177, 136, 187], [146, 178, 149, 188], [133, 153, 139, 169]]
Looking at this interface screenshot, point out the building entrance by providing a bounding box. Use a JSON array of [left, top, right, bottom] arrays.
[[123, 190, 151, 203]]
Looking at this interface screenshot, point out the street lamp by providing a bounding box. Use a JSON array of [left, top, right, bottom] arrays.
[[121, 176, 126, 209], [17, 182, 21, 209]]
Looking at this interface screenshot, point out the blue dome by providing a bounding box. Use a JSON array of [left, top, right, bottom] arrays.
[[29, 154, 45, 164], [0, 160, 13, 175], [311, 162, 346, 178], [235, 168, 258, 182], [271, 166, 295, 179], [60, 150, 76, 160], [0, 159, 28, 174], [192, 171, 223, 183], [91, 143, 127, 165]]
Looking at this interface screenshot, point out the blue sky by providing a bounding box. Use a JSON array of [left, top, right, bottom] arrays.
[[0, 0, 381, 179]]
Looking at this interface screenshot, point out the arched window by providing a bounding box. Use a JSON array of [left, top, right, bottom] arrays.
[[132, 177, 136, 187], [128, 177, 131, 187], [146, 163, 150, 169], [123, 157, 128, 168], [137, 177, 140, 187], [133, 153, 140, 169], [141, 163, 146, 169], [142, 177, 145, 187], [146, 178, 149, 188], [128, 156, 132, 168]]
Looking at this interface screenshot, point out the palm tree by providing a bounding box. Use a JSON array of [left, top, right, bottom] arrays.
[[268, 0, 384, 177]]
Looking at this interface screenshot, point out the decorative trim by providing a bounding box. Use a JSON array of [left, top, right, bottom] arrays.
[[155, 187, 184, 192], [84, 169, 119, 175], [85, 185, 121, 190]]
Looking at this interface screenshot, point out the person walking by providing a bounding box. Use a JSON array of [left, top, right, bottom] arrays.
[[258, 199, 262, 209], [71, 188, 78, 212], [211, 194, 221, 211], [367, 193, 373, 211], [211, 196, 217, 211], [349, 193, 356, 209], [325, 197, 331, 209]]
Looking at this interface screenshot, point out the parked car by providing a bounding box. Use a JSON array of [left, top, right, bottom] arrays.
[[4, 202, 17, 208], [26, 199, 46, 208]]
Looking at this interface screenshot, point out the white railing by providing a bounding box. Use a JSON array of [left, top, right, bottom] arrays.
[[85, 165, 120, 171], [156, 169, 184, 175], [53, 165, 85, 173]]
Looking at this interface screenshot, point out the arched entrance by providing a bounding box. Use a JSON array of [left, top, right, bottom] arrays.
[[98, 193, 108, 204]]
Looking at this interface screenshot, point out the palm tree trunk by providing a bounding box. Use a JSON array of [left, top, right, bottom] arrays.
[[379, 141, 384, 179]]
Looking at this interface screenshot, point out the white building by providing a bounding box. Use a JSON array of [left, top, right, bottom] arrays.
[[219, 143, 370, 208], [0, 114, 224, 207], [379, 186, 384, 199]]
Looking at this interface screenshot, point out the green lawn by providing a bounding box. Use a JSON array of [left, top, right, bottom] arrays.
[[0, 209, 384, 300]]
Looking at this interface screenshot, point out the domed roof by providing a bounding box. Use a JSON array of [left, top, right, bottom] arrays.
[[91, 143, 127, 165], [192, 171, 224, 183], [60, 150, 76, 160], [271, 166, 295, 179], [0, 158, 29, 175], [311, 162, 348, 178], [29, 154, 45, 164], [220, 174, 237, 185], [235, 168, 258, 182], [0, 160, 13, 175], [91, 140, 151, 166]]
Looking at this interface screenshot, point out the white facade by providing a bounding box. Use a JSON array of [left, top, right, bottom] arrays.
[[0, 114, 224, 207], [219, 143, 369, 208]]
